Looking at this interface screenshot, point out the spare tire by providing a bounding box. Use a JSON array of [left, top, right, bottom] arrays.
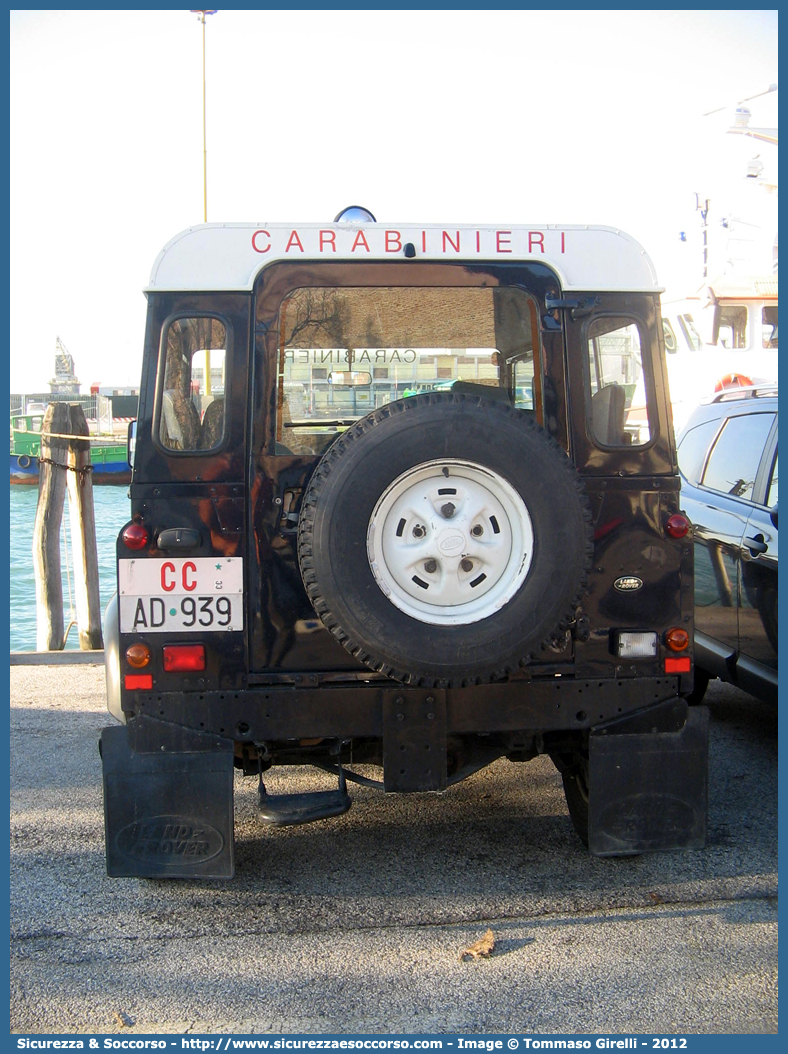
[[297, 392, 593, 686]]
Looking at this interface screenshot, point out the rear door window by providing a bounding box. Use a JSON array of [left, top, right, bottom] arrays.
[[274, 285, 541, 455], [156, 316, 228, 452]]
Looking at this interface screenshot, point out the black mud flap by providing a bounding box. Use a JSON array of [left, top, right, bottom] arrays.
[[588, 701, 709, 856], [100, 717, 235, 879]]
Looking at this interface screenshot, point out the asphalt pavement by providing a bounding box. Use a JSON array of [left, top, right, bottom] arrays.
[[9, 664, 778, 1036]]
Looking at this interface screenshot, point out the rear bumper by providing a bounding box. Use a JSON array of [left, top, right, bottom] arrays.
[[100, 693, 709, 877], [120, 674, 684, 742]]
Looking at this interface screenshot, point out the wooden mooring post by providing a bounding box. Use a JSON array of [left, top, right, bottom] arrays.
[[66, 404, 104, 649], [33, 403, 104, 651], [33, 403, 69, 650]]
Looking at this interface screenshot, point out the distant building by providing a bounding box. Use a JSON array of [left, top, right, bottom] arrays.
[[49, 337, 80, 396], [92, 383, 140, 398], [11, 337, 139, 419]]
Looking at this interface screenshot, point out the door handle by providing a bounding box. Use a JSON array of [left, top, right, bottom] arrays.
[[744, 534, 768, 555], [157, 528, 201, 549]]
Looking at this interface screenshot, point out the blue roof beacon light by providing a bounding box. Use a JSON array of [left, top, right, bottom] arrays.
[[333, 206, 377, 223]]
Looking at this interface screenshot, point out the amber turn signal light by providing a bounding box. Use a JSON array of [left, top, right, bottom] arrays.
[[125, 643, 151, 668], [665, 628, 689, 651]]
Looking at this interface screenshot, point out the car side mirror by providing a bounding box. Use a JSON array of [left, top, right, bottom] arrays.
[[127, 419, 137, 469], [770, 502, 778, 529]]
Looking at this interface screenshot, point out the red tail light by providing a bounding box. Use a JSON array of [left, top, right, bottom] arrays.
[[665, 657, 691, 674], [666, 514, 690, 539], [162, 644, 206, 672], [122, 523, 150, 550], [124, 673, 153, 690]]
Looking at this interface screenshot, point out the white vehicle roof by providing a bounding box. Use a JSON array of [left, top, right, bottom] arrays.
[[146, 222, 661, 294]]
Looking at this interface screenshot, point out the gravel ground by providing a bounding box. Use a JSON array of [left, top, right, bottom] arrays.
[[10, 665, 778, 1036]]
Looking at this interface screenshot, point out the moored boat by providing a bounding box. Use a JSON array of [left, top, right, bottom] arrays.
[[10, 412, 131, 485]]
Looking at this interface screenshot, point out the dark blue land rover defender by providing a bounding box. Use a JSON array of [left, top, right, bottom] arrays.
[[101, 213, 706, 877]]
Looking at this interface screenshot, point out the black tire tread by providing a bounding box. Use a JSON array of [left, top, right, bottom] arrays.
[[297, 392, 594, 687], [684, 668, 711, 706]]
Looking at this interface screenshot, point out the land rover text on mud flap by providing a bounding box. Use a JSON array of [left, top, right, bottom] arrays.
[[100, 212, 708, 878]]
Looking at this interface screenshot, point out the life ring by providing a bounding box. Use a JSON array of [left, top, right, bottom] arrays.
[[16, 455, 31, 469], [714, 373, 753, 392]]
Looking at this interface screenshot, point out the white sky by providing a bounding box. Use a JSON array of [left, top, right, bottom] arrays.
[[9, 8, 778, 395]]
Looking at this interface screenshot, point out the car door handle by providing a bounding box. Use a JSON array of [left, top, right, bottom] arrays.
[[157, 528, 201, 549], [744, 534, 768, 555]]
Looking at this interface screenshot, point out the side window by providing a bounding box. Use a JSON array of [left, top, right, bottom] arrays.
[[677, 419, 721, 486], [767, 449, 778, 507], [701, 413, 775, 501], [716, 305, 748, 349], [586, 317, 651, 446], [662, 319, 678, 354], [157, 317, 227, 452], [762, 306, 778, 348], [678, 313, 703, 351]]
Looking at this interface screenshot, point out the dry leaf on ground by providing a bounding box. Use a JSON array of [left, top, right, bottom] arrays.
[[459, 928, 495, 961]]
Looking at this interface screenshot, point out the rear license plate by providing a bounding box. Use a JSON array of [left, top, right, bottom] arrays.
[[119, 557, 243, 633]]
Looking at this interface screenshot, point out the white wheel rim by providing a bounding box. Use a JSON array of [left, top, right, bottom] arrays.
[[366, 459, 534, 626]]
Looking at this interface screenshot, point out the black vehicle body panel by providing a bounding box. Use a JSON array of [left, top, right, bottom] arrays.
[[127, 265, 686, 675], [105, 251, 705, 875]]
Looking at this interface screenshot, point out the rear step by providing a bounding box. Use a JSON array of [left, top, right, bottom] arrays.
[[258, 766, 352, 826]]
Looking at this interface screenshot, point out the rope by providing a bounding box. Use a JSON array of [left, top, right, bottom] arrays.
[[39, 430, 96, 441]]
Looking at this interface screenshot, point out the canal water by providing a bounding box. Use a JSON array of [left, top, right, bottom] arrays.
[[9, 485, 131, 652], [10, 482, 724, 657]]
